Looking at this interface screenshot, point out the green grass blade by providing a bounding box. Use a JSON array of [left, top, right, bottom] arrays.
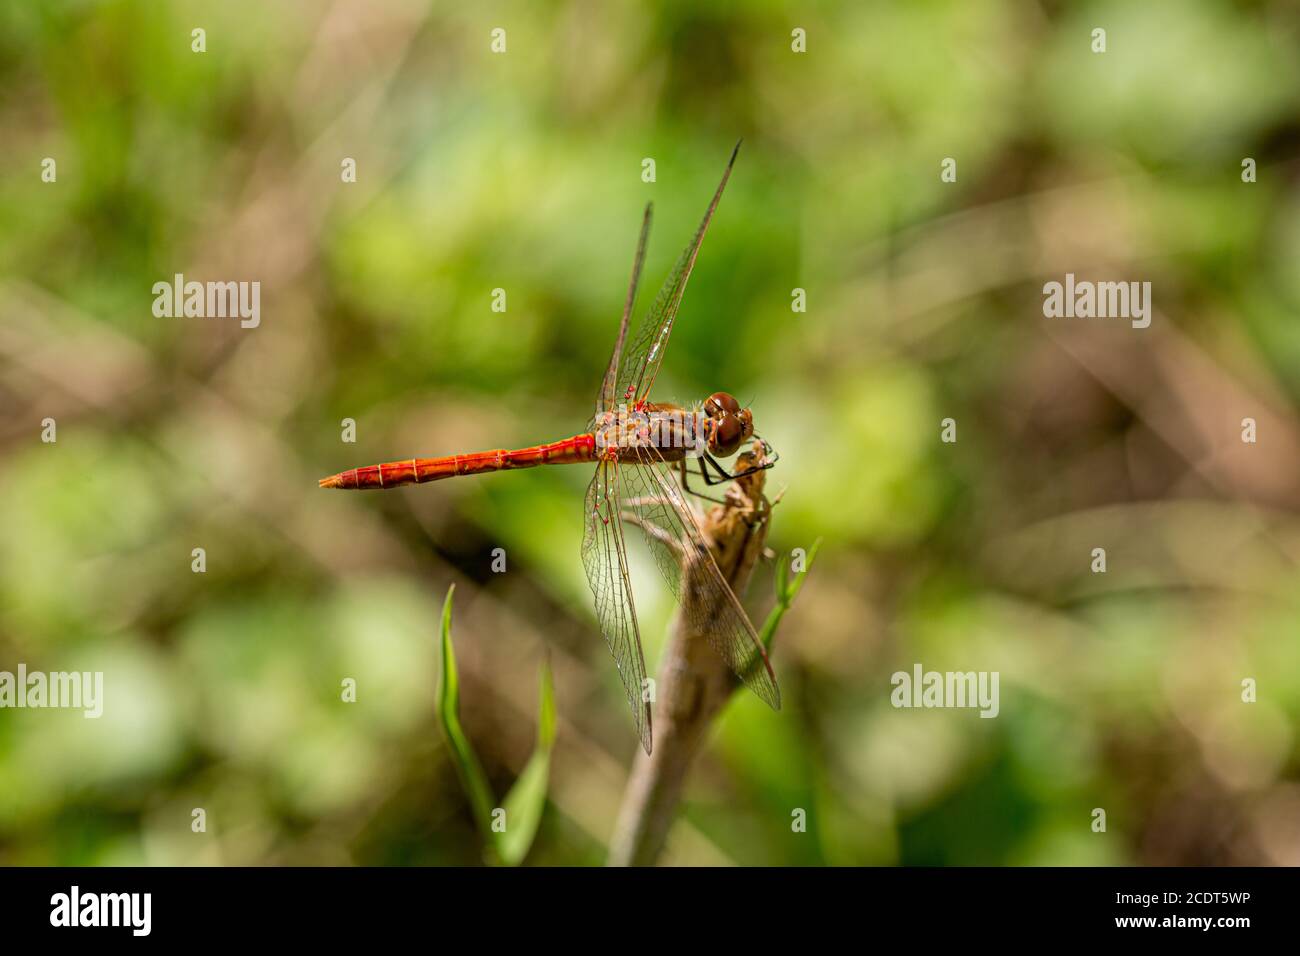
[[435, 584, 500, 862], [498, 655, 556, 866], [758, 538, 823, 650], [785, 538, 822, 604]]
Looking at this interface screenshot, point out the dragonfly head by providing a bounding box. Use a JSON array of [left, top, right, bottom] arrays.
[[703, 391, 753, 457]]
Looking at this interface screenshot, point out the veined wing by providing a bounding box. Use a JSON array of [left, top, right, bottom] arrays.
[[618, 447, 780, 710], [581, 459, 653, 753], [614, 142, 740, 409], [594, 203, 653, 423]]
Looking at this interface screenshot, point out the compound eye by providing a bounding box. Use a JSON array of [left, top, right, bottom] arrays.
[[737, 408, 754, 440], [707, 392, 741, 416], [712, 415, 742, 455]]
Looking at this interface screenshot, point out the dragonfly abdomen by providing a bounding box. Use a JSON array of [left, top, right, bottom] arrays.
[[319, 434, 598, 489]]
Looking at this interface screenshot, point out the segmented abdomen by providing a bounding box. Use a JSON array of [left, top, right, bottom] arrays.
[[319, 434, 598, 489]]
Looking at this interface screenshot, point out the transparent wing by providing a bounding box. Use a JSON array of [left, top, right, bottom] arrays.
[[594, 203, 653, 423], [617, 449, 780, 710], [581, 460, 653, 753], [613, 142, 740, 409]]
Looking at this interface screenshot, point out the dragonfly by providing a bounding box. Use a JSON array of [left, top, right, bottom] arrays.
[[320, 142, 780, 753]]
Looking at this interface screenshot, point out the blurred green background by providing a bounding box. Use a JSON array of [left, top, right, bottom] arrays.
[[2, 0, 1299, 865]]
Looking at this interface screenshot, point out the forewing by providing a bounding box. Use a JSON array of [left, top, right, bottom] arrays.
[[581, 461, 653, 753], [594, 203, 654, 422], [614, 142, 740, 408], [618, 451, 780, 710]]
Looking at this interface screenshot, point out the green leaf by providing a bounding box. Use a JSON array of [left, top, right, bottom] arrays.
[[498, 655, 556, 866], [784, 538, 822, 604], [435, 584, 500, 863], [774, 547, 790, 600], [759, 538, 823, 650]]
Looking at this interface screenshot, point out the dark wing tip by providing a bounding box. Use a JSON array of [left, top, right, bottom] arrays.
[[753, 664, 781, 711], [762, 651, 781, 710], [740, 645, 781, 711]]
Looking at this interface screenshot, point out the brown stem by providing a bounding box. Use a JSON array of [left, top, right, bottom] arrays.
[[607, 446, 772, 866]]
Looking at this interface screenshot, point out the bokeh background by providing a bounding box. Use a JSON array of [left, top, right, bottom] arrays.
[[2, 0, 1299, 865]]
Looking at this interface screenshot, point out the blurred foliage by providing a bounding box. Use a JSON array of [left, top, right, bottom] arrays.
[[1, 0, 1299, 865]]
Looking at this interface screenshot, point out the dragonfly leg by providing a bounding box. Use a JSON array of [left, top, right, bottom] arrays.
[[680, 457, 730, 504], [700, 451, 776, 485]]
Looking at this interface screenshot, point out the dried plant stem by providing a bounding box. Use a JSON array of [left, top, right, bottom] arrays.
[[608, 452, 771, 866]]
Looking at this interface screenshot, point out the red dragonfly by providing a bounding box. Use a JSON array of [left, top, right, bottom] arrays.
[[320, 143, 780, 752]]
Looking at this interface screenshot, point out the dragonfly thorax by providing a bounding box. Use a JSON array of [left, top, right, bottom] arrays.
[[591, 393, 754, 462], [593, 405, 707, 461]]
